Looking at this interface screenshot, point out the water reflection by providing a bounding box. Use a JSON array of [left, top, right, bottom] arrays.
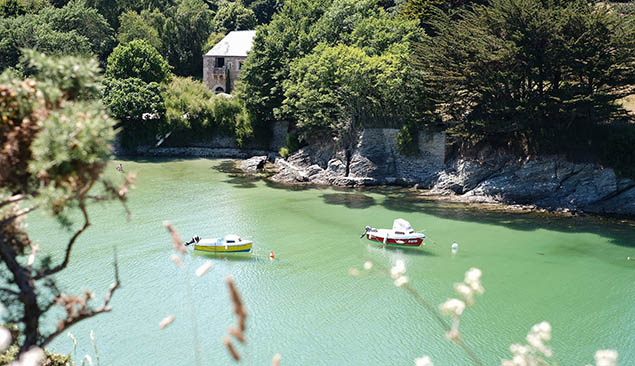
[[321, 193, 376, 209]]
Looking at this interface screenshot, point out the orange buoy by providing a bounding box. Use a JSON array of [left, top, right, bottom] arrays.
[[269, 251, 275, 259]]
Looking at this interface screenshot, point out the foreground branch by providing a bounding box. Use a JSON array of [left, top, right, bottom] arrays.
[[40, 248, 121, 347], [35, 204, 90, 280]]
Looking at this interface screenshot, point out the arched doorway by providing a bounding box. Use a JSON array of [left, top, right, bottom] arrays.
[[214, 86, 225, 93]]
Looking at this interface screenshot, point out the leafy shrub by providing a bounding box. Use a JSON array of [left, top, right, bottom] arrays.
[[106, 39, 171, 83], [234, 107, 254, 147], [102, 77, 165, 147], [161, 77, 252, 146], [279, 146, 289, 158]]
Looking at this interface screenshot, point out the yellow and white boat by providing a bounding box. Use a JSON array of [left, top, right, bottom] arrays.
[[190, 234, 252, 253]]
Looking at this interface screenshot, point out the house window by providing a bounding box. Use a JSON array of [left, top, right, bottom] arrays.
[[215, 57, 225, 67], [227, 62, 233, 70], [239, 62, 243, 70]]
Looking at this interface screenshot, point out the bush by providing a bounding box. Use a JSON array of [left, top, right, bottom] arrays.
[[161, 77, 252, 146], [106, 39, 171, 83], [279, 146, 289, 158], [102, 77, 165, 147]]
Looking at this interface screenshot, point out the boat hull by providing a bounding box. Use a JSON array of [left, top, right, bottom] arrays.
[[366, 234, 423, 247], [194, 243, 252, 253]]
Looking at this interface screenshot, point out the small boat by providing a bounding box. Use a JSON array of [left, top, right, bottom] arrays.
[[189, 234, 253, 253], [362, 219, 425, 247]]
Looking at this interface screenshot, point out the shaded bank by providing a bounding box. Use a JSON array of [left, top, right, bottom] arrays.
[[116, 127, 635, 217]]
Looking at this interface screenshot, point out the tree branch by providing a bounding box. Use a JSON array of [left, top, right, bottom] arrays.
[[0, 194, 25, 209], [0, 205, 39, 228], [0, 239, 41, 353], [40, 247, 121, 348], [34, 204, 90, 280]]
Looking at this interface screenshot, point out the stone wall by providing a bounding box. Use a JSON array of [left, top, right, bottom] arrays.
[[116, 120, 289, 156]]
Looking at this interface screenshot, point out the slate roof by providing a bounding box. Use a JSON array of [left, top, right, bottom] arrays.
[[205, 30, 256, 57]]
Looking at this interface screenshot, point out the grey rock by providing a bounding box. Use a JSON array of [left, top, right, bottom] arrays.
[[240, 155, 267, 173]]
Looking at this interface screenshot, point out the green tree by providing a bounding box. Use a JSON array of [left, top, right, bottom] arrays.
[[106, 39, 171, 83], [117, 10, 163, 52], [38, 0, 115, 64], [162, 0, 213, 77], [281, 43, 429, 140], [240, 0, 283, 25], [240, 0, 330, 142], [0, 14, 91, 71], [240, 0, 422, 144], [213, 0, 257, 33], [0, 0, 49, 17], [0, 1, 114, 71], [102, 77, 166, 146], [0, 50, 126, 357], [419, 0, 635, 150]]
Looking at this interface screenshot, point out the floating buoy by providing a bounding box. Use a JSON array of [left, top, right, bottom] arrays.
[[451, 242, 459, 250], [269, 251, 275, 259]]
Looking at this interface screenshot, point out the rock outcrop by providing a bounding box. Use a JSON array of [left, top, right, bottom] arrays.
[[265, 128, 635, 216], [270, 129, 446, 187]]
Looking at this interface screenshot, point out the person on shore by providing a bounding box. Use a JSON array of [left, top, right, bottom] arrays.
[[116, 163, 123, 172]]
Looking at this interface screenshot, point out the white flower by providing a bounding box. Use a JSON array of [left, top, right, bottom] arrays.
[[415, 356, 433, 366], [595, 350, 618, 366], [390, 259, 406, 279], [464, 267, 484, 294], [363, 261, 373, 270], [453, 282, 474, 305], [440, 298, 465, 317], [394, 275, 409, 287], [0, 326, 11, 353]]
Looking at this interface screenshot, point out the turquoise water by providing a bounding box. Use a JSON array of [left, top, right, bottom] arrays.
[[24, 159, 634, 365]]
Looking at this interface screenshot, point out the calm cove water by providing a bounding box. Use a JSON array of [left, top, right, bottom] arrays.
[[24, 158, 634, 365]]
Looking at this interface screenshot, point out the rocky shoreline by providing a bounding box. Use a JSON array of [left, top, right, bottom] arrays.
[[124, 127, 635, 217]]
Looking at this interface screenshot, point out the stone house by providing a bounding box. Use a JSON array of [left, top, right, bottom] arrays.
[[203, 30, 256, 93]]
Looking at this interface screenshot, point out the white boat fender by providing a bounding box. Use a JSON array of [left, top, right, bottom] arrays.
[[383, 235, 387, 244]]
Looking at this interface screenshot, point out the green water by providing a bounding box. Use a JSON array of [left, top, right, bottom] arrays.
[[24, 159, 634, 365]]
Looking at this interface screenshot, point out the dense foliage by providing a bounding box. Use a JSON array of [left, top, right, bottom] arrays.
[[419, 0, 635, 152], [241, 0, 427, 143], [106, 39, 171, 83], [102, 77, 165, 146], [0, 0, 113, 70], [161, 76, 253, 145], [213, 0, 257, 33]]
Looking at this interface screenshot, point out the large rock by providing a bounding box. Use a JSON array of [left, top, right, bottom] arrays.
[[240, 155, 267, 173], [432, 152, 634, 214]]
